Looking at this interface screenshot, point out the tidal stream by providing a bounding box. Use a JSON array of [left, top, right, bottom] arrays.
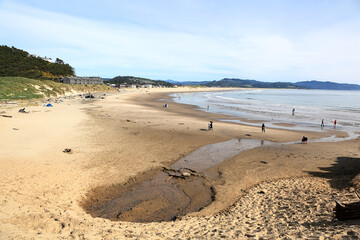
[[84, 139, 271, 222]]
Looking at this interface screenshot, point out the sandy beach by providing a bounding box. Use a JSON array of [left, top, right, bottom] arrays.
[[1, 87, 360, 239]]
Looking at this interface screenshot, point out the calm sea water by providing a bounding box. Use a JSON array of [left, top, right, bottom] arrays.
[[171, 89, 360, 139]]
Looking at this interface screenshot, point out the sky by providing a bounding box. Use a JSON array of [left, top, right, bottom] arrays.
[[1, 0, 360, 83]]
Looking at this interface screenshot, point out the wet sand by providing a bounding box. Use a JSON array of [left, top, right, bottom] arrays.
[[1, 87, 360, 239]]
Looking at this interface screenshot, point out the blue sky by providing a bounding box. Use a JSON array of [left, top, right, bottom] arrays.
[[1, 0, 360, 83]]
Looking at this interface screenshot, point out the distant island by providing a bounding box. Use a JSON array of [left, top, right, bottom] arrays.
[[165, 78, 360, 90]]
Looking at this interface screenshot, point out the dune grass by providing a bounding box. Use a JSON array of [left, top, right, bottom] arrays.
[[0, 77, 114, 100]]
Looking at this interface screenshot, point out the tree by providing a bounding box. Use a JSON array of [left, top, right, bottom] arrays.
[[55, 58, 65, 64]]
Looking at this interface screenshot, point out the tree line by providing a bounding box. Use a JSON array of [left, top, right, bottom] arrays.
[[0, 45, 75, 79]]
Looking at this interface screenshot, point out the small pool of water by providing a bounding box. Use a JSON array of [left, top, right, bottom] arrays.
[[83, 139, 271, 222]]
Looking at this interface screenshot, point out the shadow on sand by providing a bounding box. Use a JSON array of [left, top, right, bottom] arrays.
[[306, 157, 360, 190], [199, 128, 209, 131]]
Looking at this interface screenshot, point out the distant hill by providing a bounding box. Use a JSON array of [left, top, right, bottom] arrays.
[[164, 80, 211, 86], [0, 45, 75, 79], [293, 81, 360, 90], [106, 76, 174, 87], [203, 78, 302, 89], [179, 78, 360, 90]]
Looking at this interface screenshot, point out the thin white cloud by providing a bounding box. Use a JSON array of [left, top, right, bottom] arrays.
[[1, 1, 360, 83]]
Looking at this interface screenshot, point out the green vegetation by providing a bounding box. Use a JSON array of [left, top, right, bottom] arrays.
[[0, 77, 114, 100], [0, 45, 75, 79], [203, 78, 303, 89], [107, 76, 174, 87]]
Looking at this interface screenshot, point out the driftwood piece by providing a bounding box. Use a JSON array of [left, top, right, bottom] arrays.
[[333, 194, 360, 220], [18, 108, 29, 113], [332, 196, 344, 208], [162, 167, 176, 173], [355, 190, 360, 200], [167, 173, 186, 179], [0, 115, 12, 118], [63, 148, 72, 153], [162, 167, 205, 179]]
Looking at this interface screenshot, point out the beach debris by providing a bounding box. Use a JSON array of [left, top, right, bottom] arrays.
[[45, 103, 53, 107], [18, 108, 29, 113], [85, 94, 94, 99], [245, 134, 252, 136], [162, 167, 205, 179], [12, 128, 19, 130], [258, 190, 265, 194], [260, 161, 268, 164], [0, 114, 12, 118], [333, 191, 360, 220], [63, 148, 72, 153]]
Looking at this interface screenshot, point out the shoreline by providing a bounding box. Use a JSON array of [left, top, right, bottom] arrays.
[[1, 87, 360, 239]]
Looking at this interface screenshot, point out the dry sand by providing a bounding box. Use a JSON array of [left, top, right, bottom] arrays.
[[1, 87, 360, 239]]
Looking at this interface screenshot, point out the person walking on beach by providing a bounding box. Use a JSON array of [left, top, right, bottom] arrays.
[[208, 121, 213, 131], [292, 108, 295, 116], [321, 119, 324, 129], [262, 123, 265, 133], [334, 120, 337, 128]]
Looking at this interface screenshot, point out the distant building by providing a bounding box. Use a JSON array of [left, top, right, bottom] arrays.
[[60, 77, 103, 85], [42, 56, 52, 62]]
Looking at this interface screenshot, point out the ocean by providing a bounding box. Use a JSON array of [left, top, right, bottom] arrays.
[[170, 89, 360, 141]]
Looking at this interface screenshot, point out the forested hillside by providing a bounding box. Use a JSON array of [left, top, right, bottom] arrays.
[[0, 45, 75, 79], [204, 78, 302, 88], [293, 81, 360, 90], [107, 76, 174, 87]]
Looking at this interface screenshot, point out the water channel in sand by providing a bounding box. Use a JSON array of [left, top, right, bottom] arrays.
[[84, 139, 271, 222], [83, 126, 357, 223]]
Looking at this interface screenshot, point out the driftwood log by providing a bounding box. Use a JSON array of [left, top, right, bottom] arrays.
[[162, 167, 205, 179], [333, 191, 360, 220]]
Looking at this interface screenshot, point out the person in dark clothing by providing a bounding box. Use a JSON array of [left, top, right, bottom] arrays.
[[208, 121, 213, 131], [262, 123, 265, 133], [301, 136, 308, 144]]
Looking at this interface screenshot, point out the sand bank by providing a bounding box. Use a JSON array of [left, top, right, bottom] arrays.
[[1, 87, 359, 239]]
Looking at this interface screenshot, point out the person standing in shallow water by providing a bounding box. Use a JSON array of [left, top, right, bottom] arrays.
[[262, 123, 265, 133], [292, 108, 295, 116], [321, 119, 324, 129], [334, 120, 337, 128]]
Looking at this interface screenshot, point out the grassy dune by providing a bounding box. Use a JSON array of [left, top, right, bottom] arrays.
[[0, 77, 115, 100]]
